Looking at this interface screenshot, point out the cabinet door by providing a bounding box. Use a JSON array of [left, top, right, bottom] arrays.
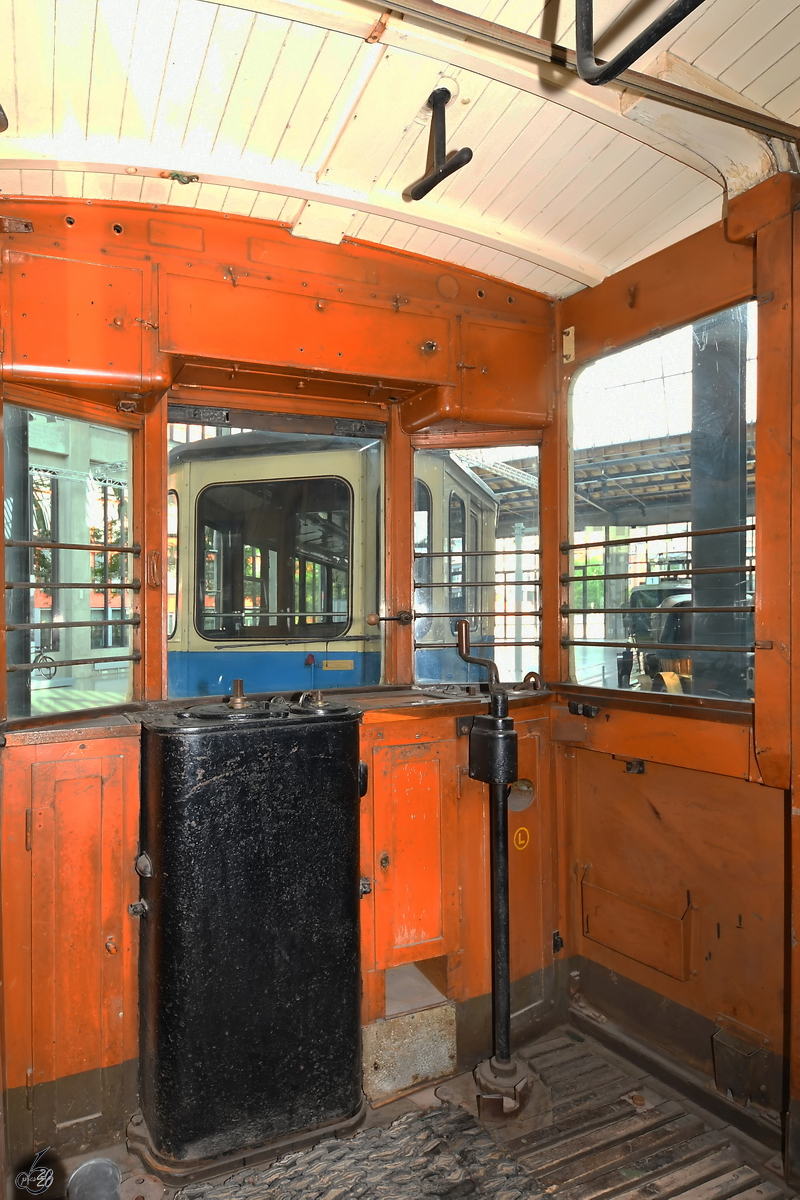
[[28, 749, 138, 1149], [372, 740, 458, 969]]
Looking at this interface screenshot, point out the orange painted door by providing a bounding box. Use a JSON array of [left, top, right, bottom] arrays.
[[372, 740, 458, 969], [25, 745, 139, 1149]]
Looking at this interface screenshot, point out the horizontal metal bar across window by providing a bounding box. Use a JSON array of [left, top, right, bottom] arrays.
[[561, 565, 749, 585], [7, 653, 142, 672], [561, 524, 754, 554], [5, 581, 141, 591], [563, 605, 754, 616], [563, 639, 753, 654], [417, 640, 542, 650], [204, 611, 346, 620], [415, 580, 541, 589], [416, 610, 543, 619], [5, 617, 141, 632], [415, 548, 541, 558], [5, 538, 141, 554]]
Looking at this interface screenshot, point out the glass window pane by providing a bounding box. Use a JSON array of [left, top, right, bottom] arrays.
[[4, 405, 135, 720], [167, 490, 179, 639], [196, 476, 352, 640], [414, 446, 540, 686], [167, 423, 383, 697], [568, 301, 756, 700]]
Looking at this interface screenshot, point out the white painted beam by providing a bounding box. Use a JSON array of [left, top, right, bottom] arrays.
[[0, 155, 605, 283]]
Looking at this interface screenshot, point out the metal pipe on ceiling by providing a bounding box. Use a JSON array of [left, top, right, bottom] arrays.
[[575, 0, 707, 86], [378, 0, 800, 143]]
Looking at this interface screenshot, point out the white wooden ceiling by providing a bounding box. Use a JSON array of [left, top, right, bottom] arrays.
[[0, 0, 798, 296]]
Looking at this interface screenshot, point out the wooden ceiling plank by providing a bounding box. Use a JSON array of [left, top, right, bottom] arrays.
[[139, 175, 174, 204], [274, 30, 362, 167], [693, 0, 798, 81], [149, 0, 217, 155], [119, 0, 181, 144], [302, 39, 384, 173], [221, 186, 260, 215], [619, 193, 722, 270], [506, 120, 621, 231], [110, 173, 145, 203], [743, 40, 800, 112], [244, 21, 328, 161], [720, 9, 800, 98], [531, 132, 644, 242], [52, 169, 85, 198], [13, 0, 56, 140], [571, 156, 687, 257], [87, 0, 141, 140], [480, 109, 595, 226], [211, 12, 291, 157], [608, 177, 722, 270], [321, 46, 444, 191], [464, 101, 571, 217], [180, 5, 257, 161], [80, 170, 115, 200], [53, 0, 96, 144]]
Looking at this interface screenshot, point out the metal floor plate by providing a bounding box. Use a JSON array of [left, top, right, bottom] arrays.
[[172, 1025, 794, 1200]]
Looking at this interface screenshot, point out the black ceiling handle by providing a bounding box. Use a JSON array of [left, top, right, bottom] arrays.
[[575, 0, 708, 86], [409, 88, 473, 201]]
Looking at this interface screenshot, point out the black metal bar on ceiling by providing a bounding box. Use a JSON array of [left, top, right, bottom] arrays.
[[409, 88, 473, 201], [375, 0, 800, 141], [575, 0, 708, 86]]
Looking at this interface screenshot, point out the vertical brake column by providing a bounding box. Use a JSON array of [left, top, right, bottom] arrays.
[[456, 620, 535, 1115]]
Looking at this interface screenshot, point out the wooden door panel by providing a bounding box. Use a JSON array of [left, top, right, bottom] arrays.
[[373, 741, 458, 969], [30, 754, 125, 1140]]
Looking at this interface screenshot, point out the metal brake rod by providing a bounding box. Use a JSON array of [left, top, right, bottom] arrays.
[[376, 0, 800, 143]]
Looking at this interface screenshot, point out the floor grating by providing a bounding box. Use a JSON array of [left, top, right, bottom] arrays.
[[173, 1025, 793, 1200]]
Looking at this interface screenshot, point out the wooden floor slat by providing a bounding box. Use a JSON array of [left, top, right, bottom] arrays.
[[506, 1026, 793, 1200], [537, 1114, 706, 1190], [670, 1166, 763, 1200], [552, 1147, 743, 1200], [520, 1103, 684, 1174], [553, 1130, 731, 1200]]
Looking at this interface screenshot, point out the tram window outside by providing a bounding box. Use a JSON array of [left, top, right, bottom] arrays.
[[4, 405, 135, 721], [196, 477, 352, 640], [167, 490, 179, 639], [166, 420, 383, 697], [567, 301, 756, 701], [413, 445, 540, 686]]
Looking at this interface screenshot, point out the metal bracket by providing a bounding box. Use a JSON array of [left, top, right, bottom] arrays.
[[575, 0, 707, 86], [409, 88, 473, 201], [568, 700, 600, 718]]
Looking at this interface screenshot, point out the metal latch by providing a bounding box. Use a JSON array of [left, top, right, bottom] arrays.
[[1, 217, 33, 233]]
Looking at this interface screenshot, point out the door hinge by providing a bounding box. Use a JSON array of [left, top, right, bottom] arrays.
[[562, 326, 575, 364], [553, 930, 564, 953], [25, 809, 32, 851], [26, 1067, 33, 1109]]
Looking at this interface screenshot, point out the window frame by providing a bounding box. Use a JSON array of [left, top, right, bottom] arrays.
[[561, 301, 757, 708], [1, 389, 146, 730], [192, 473, 356, 643]]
